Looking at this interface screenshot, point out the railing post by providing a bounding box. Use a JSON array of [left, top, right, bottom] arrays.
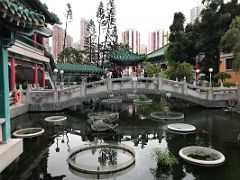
[[81, 80, 86, 97], [208, 87, 213, 100], [158, 77, 162, 90], [107, 77, 112, 91], [236, 83, 240, 110], [183, 77, 188, 94], [54, 88, 58, 103], [131, 73, 137, 93], [26, 85, 31, 104]]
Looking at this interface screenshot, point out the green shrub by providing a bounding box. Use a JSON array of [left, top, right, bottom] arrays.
[[161, 106, 170, 115], [223, 82, 236, 87], [213, 72, 231, 83], [152, 148, 178, 170], [138, 94, 148, 101]]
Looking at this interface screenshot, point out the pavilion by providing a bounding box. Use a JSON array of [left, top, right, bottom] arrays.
[[55, 63, 105, 84], [108, 48, 146, 76], [146, 44, 169, 69]]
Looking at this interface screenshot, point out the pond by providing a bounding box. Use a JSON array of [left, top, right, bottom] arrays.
[[1, 100, 240, 180]]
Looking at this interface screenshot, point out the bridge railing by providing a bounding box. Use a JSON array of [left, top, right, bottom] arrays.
[[26, 77, 240, 107]]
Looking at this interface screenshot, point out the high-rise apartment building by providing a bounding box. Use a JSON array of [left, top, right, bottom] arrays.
[[80, 18, 89, 50], [121, 29, 140, 53], [190, 6, 202, 24], [148, 29, 168, 53], [52, 25, 64, 60], [140, 44, 147, 54]]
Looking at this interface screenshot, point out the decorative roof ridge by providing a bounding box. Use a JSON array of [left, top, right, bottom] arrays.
[[0, 0, 45, 27], [147, 43, 169, 56], [17, 0, 60, 24]]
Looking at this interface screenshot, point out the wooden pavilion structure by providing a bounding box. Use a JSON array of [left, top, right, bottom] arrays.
[[108, 48, 146, 76]]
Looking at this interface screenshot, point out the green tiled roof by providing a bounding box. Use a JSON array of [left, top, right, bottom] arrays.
[[18, 0, 60, 25], [108, 48, 146, 64], [0, 0, 45, 28], [56, 64, 105, 74], [147, 44, 169, 60]]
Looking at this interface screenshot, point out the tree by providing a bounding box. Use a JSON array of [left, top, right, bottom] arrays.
[[63, 3, 73, 49], [167, 12, 189, 63], [102, 0, 118, 68], [142, 61, 162, 77], [196, 0, 240, 74], [221, 16, 240, 71], [213, 72, 231, 83], [96, 1, 105, 66], [58, 47, 83, 64], [165, 62, 194, 82], [84, 19, 97, 64]]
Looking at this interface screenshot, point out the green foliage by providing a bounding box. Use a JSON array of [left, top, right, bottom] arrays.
[[223, 82, 236, 87], [96, 1, 105, 66], [165, 62, 194, 82], [167, 12, 190, 63], [101, 0, 118, 68], [222, 16, 240, 71], [58, 47, 83, 64], [142, 61, 162, 77], [84, 19, 97, 64], [197, 0, 240, 74], [152, 148, 178, 170], [138, 101, 170, 117], [161, 106, 170, 115], [213, 72, 231, 83], [138, 94, 148, 101]]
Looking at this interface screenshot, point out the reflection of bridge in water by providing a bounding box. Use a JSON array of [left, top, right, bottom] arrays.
[[23, 77, 240, 111]]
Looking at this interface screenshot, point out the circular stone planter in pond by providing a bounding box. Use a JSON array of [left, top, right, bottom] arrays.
[[68, 143, 135, 174], [168, 123, 196, 132], [150, 112, 184, 121], [44, 116, 67, 124], [179, 146, 225, 167], [133, 99, 153, 104], [13, 128, 44, 138], [102, 98, 122, 104]]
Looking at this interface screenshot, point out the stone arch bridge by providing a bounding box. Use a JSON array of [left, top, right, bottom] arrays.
[[24, 77, 240, 112]]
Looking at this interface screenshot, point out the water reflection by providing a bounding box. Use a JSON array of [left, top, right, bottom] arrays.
[[1, 101, 240, 180]]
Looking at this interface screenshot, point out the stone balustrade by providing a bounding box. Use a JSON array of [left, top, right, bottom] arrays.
[[21, 77, 240, 111]]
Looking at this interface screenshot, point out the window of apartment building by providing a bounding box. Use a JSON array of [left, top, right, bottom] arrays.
[[226, 58, 234, 70]]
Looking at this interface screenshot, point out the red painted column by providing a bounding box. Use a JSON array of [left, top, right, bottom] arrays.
[[42, 64, 46, 88], [32, 33, 37, 42], [10, 56, 16, 90], [136, 64, 139, 77], [40, 36, 44, 46], [34, 63, 38, 88], [195, 55, 200, 70]]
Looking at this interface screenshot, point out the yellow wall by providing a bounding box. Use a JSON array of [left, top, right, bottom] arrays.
[[220, 55, 240, 83]]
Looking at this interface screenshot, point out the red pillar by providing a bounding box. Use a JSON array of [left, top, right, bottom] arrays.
[[40, 36, 44, 46], [195, 56, 200, 70], [136, 64, 140, 77], [34, 63, 38, 88], [42, 64, 46, 88], [32, 33, 37, 42], [10, 56, 16, 90]]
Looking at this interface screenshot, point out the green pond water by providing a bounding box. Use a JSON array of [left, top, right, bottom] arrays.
[[1, 101, 240, 180]]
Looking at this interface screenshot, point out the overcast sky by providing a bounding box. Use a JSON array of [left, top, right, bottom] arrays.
[[42, 0, 201, 44]]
